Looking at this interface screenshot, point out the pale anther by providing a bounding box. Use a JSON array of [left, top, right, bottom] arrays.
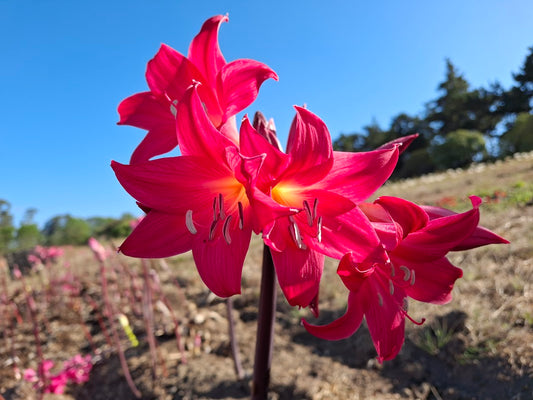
[[209, 220, 218, 241], [303, 200, 313, 226], [212, 197, 218, 221], [185, 210, 197, 235], [400, 265, 411, 281], [223, 215, 233, 245], [390, 263, 396, 277], [389, 279, 394, 295], [377, 293, 384, 307], [169, 99, 178, 117], [218, 193, 225, 220], [312, 198, 319, 220], [289, 220, 305, 250], [316, 216, 323, 243], [238, 202, 244, 230], [410, 269, 416, 286]]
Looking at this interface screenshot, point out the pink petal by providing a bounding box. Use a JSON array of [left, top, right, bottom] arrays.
[[394, 197, 481, 262], [192, 222, 252, 297], [421, 204, 509, 250], [377, 133, 419, 154], [119, 210, 193, 258], [111, 156, 230, 214], [375, 196, 429, 237], [270, 242, 324, 308], [318, 148, 399, 203], [358, 202, 400, 251], [363, 275, 406, 362], [224, 146, 265, 188], [218, 59, 278, 118], [239, 115, 290, 191], [146, 43, 223, 127], [176, 85, 237, 158], [336, 252, 377, 293], [188, 15, 228, 90], [310, 207, 381, 260], [302, 291, 364, 340], [253, 197, 299, 239], [392, 256, 463, 304], [117, 92, 177, 163], [219, 115, 239, 144], [285, 106, 333, 181], [145, 44, 203, 100]]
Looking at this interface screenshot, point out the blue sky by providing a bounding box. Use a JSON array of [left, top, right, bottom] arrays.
[[1, 1, 532, 227]]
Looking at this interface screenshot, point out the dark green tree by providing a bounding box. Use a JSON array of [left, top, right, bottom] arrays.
[[42, 215, 91, 246], [430, 130, 487, 170], [0, 200, 15, 254], [16, 208, 42, 250], [500, 112, 533, 155], [426, 59, 471, 136]]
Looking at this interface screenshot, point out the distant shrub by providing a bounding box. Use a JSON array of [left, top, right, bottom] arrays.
[[431, 130, 486, 170], [500, 112, 533, 155]]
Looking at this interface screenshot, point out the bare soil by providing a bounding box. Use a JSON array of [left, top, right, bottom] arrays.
[[1, 153, 532, 400]]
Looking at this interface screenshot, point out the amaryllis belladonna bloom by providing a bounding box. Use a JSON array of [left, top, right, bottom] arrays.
[[304, 195, 506, 361], [112, 85, 287, 297], [118, 15, 278, 163], [239, 107, 403, 311]]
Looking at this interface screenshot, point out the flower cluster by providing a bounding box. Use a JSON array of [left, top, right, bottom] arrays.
[[112, 15, 508, 361], [23, 355, 92, 394], [27, 245, 64, 266]]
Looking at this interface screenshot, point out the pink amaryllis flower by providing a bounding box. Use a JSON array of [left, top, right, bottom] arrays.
[[239, 107, 403, 311], [118, 14, 278, 164], [112, 85, 285, 297], [304, 195, 506, 362]]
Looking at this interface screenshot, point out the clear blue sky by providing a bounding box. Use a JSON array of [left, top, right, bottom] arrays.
[[1, 1, 532, 228]]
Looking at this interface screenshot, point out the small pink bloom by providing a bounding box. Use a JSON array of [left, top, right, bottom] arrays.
[[62, 354, 93, 384], [88, 237, 108, 263], [23, 368, 38, 382], [118, 15, 278, 164]]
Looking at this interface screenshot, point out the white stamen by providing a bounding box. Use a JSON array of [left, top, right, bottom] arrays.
[[209, 220, 218, 241], [303, 200, 313, 226], [377, 293, 383, 307], [389, 279, 395, 295], [410, 269, 416, 286], [218, 193, 225, 219], [185, 210, 197, 234], [402, 298, 409, 312], [238, 202, 244, 230], [212, 197, 218, 221], [170, 99, 178, 117], [288, 219, 305, 250], [400, 266, 411, 281], [312, 198, 319, 220], [222, 216, 233, 245], [316, 216, 323, 243]]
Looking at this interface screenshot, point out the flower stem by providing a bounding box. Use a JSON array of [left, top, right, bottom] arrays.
[[226, 297, 245, 379], [251, 245, 277, 399]]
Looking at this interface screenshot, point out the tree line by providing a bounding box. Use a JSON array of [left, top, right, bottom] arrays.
[[333, 47, 533, 178], [0, 199, 135, 254]]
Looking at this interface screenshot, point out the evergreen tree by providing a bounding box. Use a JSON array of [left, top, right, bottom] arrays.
[[0, 200, 15, 254]]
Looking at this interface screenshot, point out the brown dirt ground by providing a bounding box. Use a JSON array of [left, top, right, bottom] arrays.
[[1, 153, 532, 400]]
